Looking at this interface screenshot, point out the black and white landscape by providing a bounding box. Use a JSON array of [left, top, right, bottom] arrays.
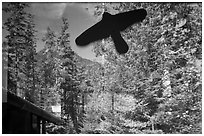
[[2, 2, 202, 134]]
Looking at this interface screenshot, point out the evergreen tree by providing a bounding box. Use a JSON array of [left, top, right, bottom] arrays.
[[58, 18, 84, 133], [37, 27, 59, 109], [3, 2, 37, 102], [91, 2, 201, 134]]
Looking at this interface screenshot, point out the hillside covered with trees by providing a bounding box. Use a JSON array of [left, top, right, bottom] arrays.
[[2, 2, 202, 134]]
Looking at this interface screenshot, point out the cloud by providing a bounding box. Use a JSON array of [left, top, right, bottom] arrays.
[[32, 3, 67, 19]]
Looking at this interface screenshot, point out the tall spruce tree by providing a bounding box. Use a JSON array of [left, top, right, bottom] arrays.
[[37, 27, 58, 110], [3, 2, 37, 102], [91, 2, 201, 134], [58, 18, 84, 133]]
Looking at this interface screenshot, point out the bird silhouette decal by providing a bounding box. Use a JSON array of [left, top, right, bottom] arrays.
[[75, 9, 147, 54]]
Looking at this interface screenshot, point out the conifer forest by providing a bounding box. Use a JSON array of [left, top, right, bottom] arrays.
[[2, 2, 202, 134]]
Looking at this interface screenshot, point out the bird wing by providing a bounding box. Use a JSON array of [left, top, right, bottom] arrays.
[[111, 31, 129, 54], [113, 9, 147, 31], [75, 19, 111, 46]]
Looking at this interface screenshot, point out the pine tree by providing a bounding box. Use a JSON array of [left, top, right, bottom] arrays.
[[37, 27, 58, 109], [91, 2, 201, 134], [57, 18, 84, 133], [3, 2, 37, 102]]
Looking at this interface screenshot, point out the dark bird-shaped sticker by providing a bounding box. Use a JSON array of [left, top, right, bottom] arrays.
[[75, 9, 147, 54]]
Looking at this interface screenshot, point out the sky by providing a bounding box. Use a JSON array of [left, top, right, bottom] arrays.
[[31, 3, 99, 60], [2, 2, 104, 60]]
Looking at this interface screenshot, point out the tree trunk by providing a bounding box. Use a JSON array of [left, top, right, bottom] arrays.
[[15, 45, 18, 95], [162, 69, 172, 97], [111, 90, 115, 125], [32, 59, 36, 103], [82, 93, 85, 113]]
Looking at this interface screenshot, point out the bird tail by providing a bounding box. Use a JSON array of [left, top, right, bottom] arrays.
[[111, 31, 129, 54]]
